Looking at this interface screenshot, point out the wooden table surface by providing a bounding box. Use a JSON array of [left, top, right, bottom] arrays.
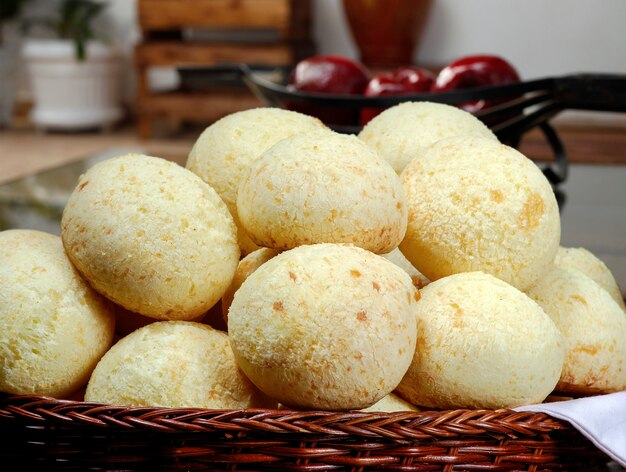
[[0, 123, 624, 186], [0, 126, 193, 186]]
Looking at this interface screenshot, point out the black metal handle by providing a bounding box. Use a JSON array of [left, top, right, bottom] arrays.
[[553, 73, 626, 112], [191, 64, 626, 187]]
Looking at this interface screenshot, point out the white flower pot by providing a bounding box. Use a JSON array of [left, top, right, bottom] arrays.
[[22, 39, 124, 131]]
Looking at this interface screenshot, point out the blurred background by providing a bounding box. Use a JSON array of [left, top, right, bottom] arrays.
[[0, 0, 625, 175]]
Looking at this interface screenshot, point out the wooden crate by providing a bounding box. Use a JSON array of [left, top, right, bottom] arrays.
[[138, 0, 292, 34], [135, 0, 314, 138]]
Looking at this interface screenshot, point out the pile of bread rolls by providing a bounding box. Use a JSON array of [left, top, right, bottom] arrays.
[[1, 103, 624, 413]]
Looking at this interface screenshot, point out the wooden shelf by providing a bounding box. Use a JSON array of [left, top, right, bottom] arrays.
[[519, 126, 626, 165], [138, 0, 292, 35], [135, 42, 295, 68], [141, 90, 262, 120], [135, 0, 313, 138]]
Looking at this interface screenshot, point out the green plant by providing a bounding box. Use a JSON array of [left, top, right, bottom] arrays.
[[25, 0, 107, 61]]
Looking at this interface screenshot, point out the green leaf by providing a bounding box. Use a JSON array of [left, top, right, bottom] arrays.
[[27, 0, 108, 61]]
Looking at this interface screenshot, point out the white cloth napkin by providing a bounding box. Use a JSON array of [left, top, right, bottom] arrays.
[[515, 391, 626, 467]]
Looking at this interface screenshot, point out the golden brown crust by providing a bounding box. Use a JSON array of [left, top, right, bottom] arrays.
[[400, 135, 560, 291], [526, 265, 626, 392], [186, 108, 326, 255], [85, 321, 275, 409], [221, 248, 280, 325], [555, 246, 625, 311], [228, 243, 419, 411], [61, 154, 239, 320], [358, 101, 498, 173], [0, 229, 115, 398], [396, 272, 564, 410], [237, 130, 407, 254]]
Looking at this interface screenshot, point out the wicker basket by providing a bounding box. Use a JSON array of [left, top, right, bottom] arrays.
[[0, 394, 611, 471]]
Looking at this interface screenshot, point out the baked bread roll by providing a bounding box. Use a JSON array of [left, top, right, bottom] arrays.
[[237, 129, 407, 254], [526, 265, 626, 393], [221, 247, 280, 324], [381, 248, 430, 289], [228, 243, 419, 411], [0, 229, 115, 398], [61, 154, 239, 320], [358, 101, 498, 173], [360, 393, 420, 412], [555, 246, 625, 310], [396, 272, 564, 409], [400, 135, 560, 291], [186, 107, 326, 254], [85, 321, 274, 408]]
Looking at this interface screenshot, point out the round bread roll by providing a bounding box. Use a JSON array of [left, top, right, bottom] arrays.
[[221, 247, 280, 324], [85, 321, 274, 408], [555, 246, 625, 311], [228, 243, 419, 411], [360, 393, 420, 413], [186, 108, 326, 254], [358, 101, 498, 173], [0, 229, 115, 398], [278, 393, 420, 413], [237, 129, 407, 253], [526, 265, 626, 393], [381, 248, 430, 290], [396, 271, 564, 409], [400, 135, 560, 291], [61, 154, 239, 320]]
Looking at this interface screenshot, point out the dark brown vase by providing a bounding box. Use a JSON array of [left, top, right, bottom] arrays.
[[342, 0, 432, 68]]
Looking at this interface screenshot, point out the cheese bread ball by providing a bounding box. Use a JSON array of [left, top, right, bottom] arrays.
[[358, 101, 498, 173], [186, 108, 326, 254], [381, 248, 430, 290], [555, 246, 625, 311], [237, 129, 407, 254], [360, 393, 420, 413], [228, 243, 419, 411], [222, 247, 280, 324], [0, 230, 115, 398], [526, 265, 626, 393], [86, 321, 273, 408], [396, 272, 564, 409], [61, 154, 239, 320], [400, 135, 560, 291]]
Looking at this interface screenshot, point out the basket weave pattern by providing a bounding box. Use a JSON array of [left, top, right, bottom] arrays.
[[0, 394, 610, 471]]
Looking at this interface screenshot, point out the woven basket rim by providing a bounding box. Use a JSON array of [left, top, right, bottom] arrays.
[[0, 393, 572, 439], [2, 393, 613, 471]]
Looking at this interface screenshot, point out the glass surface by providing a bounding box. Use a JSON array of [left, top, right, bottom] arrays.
[[0, 148, 142, 235], [0, 152, 624, 298], [558, 164, 626, 298]]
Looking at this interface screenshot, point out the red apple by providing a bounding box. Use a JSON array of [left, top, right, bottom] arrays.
[[287, 54, 371, 125], [431, 54, 520, 113], [360, 66, 435, 125]]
